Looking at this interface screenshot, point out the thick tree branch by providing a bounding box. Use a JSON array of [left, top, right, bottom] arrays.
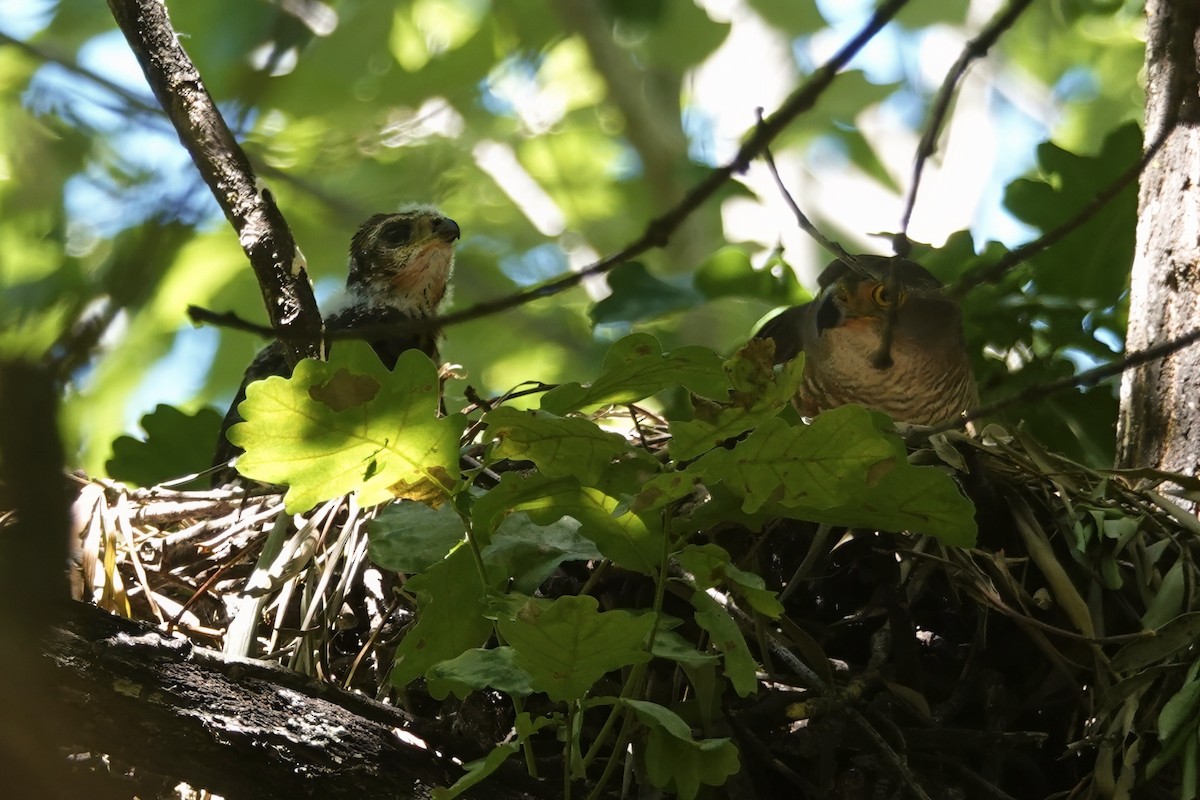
[[106, 0, 322, 366], [46, 601, 547, 800]]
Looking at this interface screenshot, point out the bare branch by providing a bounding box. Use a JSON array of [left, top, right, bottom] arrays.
[[758, 122, 861, 269], [896, 0, 1034, 247], [927, 326, 1200, 435], [951, 117, 1179, 298], [106, 0, 322, 366], [419, 0, 911, 333]]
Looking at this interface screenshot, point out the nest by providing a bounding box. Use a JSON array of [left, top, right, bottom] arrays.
[[69, 419, 1198, 799]]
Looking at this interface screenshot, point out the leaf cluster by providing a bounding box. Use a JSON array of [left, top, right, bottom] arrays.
[[208, 330, 977, 798], [91, 329, 1200, 798]]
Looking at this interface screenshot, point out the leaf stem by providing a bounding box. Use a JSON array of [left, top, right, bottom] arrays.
[[582, 506, 675, 798]]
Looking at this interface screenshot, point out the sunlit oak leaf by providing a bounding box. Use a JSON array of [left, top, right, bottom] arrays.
[[483, 406, 631, 485], [669, 342, 805, 461], [228, 342, 465, 513], [540, 332, 729, 414], [497, 594, 654, 703], [473, 470, 664, 574]]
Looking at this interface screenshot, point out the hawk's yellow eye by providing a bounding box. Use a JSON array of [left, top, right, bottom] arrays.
[[870, 284, 905, 308]]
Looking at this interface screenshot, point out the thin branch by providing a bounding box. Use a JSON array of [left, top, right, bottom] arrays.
[[106, 0, 323, 366], [0, 30, 166, 120], [425, 0, 911, 332], [951, 116, 1179, 298], [896, 0, 1035, 247], [758, 132, 901, 367], [927, 326, 1200, 434], [759, 130, 862, 271], [187, 306, 276, 337], [2, 31, 370, 227]]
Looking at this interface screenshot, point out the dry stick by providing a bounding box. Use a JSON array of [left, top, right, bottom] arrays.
[[188, 0, 914, 344], [106, 0, 322, 367], [927, 325, 1200, 435], [895, 0, 1035, 249]]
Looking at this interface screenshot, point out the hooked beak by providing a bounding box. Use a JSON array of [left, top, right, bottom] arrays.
[[814, 293, 842, 335]]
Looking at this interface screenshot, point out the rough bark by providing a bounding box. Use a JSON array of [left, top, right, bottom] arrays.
[[106, 0, 323, 367], [41, 601, 547, 800], [1117, 0, 1200, 481]]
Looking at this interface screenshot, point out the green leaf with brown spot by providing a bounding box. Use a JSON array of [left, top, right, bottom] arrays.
[[498, 594, 654, 703], [483, 406, 631, 484], [230, 341, 465, 513], [540, 332, 729, 414]]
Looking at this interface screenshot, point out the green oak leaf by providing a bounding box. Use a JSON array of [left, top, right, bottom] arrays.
[[431, 713, 560, 799], [691, 590, 759, 698], [677, 543, 783, 619], [106, 404, 223, 489], [497, 594, 654, 703], [473, 470, 664, 574], [426, 646, 534, 700], [431, 742, 521, 800], [367, 501, 466, 574], [481, 514, 602, 594], [650, 630, 720, 669], [694, 407, 900, 513], [483, 406, 631, 485], [1004, 123, 1139, 301], [693, 407, 976, 544], [390, 546, 496, 688], [813, 458, 978, 546], [694, 246, 811, 306], [540, 332, 729, 414], [623, 698, 740, 800], [229, 341, 465, 513], [669, 340, 805, 460], [590, 261, 703, 324]]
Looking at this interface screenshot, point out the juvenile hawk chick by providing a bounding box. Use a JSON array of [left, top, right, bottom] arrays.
[[211, 209, 460, 484]]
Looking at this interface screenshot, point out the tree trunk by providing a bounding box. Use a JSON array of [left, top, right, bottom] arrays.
[[1116, 0, 1200, 484]]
